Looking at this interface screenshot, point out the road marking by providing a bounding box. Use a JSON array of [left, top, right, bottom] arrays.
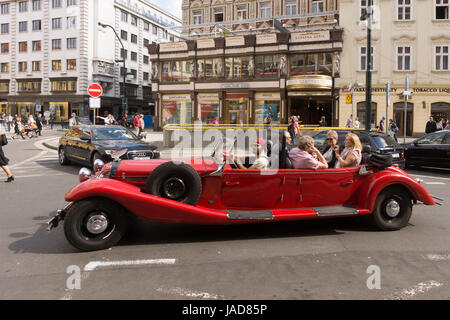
[[424, 254, 450, 261], [386, 280, 443, 300], [0, 173, 66, 179], [83, 259, 177, 271], [409, 174, 450, 181], [156, 287, 224, 300], [423, 182, 446, 185]]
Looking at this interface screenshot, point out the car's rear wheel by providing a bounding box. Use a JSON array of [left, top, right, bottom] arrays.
[[58, 147, 70, 165], [142, 161, 202, 206], [371, 187, 412, 231], [64, 198, 129, 251]]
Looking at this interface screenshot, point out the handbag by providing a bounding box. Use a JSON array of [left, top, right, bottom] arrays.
[[1, 134, 7, 146]]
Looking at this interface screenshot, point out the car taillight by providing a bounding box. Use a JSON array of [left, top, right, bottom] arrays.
[[401, 152, 404, 159]]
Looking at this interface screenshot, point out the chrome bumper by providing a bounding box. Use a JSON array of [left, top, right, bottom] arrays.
[[47, 202, 73, 231]]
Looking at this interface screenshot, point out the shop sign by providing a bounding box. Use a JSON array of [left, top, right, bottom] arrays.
[[160, 42, 188, 53], [197, 39, 215, 49], [287, 76, 332, 89], [221, 83, 250, 89], [162, 94, 191, 101], [255, 92, 281, 100], [225, 36, 245, 47], [352, 87, 450, 94], [256, 34, 277, 45], [290, 31, 330, 43]]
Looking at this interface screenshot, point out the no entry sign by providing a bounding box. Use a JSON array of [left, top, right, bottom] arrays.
[[88, 83, 103, 98]]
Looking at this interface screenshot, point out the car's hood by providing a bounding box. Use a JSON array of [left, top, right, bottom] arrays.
[[93, 140, 157, 150]]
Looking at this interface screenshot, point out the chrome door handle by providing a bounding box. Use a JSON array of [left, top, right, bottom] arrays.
[[225, 181, 240, 187]]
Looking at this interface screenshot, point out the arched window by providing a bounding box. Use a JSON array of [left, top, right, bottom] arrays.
[[431, 102, 450, 121], [357, 101, 377, 128]]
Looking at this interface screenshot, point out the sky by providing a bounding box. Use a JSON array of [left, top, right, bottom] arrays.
[[151, 0, 182, 20]]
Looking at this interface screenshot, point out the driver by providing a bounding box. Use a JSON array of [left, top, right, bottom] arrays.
[[233, 138, 269, 170]]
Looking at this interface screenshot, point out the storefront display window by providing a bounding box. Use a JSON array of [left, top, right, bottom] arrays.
[[290, 53, 333, 76], [225, 57, 250, 79], [225, 93, 248, 124], [17, 102, 36, 118], [357, 102, 377, 129], [161, 61, 192, 82], [255, 55, 280, 78], [162, 94, 192, 124], [198, 93, 219, 123], [254, 93, 281, 124], [0, 102, 9, 114], [197, 58, 222, 79], [49, 102, 69, 121]]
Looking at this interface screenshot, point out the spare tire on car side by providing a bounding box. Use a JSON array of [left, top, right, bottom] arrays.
[[142, 161, 202, 206]]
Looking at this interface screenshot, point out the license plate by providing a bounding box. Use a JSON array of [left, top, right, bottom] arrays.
[[392, 153, 399, 158], [133, 157, 151, 160]]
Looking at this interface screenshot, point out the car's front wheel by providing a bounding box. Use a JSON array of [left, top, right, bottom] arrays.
[[372, 187, 412, 231], [64, 198, 129, 251], [58, 147, 70, 165]]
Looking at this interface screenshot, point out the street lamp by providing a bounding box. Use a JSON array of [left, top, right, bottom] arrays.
[[360, 0, 373, 131], [98, 22, 129, 115]]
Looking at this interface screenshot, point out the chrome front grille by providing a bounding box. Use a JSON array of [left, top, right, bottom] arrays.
[[126, 150, 154, 159]]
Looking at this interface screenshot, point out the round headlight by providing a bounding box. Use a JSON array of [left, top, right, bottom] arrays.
[[93, 159, 104, 173], [79, 167, 92, 183]]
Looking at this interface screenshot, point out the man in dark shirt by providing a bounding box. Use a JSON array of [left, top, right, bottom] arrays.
[[425, 116, 437, 134]]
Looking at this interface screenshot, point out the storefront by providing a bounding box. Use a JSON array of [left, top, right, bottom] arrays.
[[224, 93, 249, 125], [254, 92, 281, 124], [162, 94, 192, 125], [0, 101, 9, 115], [197, 93, 219, 124], [49, 102, 69, 121]]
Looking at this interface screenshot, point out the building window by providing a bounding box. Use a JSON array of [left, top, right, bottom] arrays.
[[67, 0, 77, 7], [161, 61, 192, 82], [67, 59, 76, 70], [360, 46, 374, 71], [51, 80, 77, 92], [143, 55, 149, 64], [290, 53, 333, 75], [259, 2, 271, 18], [52, 18, 62, 29], [144, 22, 149, 31], [19, 21, 28, 32], [32, 20, 42, 31], [121, 30, 127, 40], [130, 69, 137, 79], [1, 4, 9, 14], [32, 0, 41, 11], [436, 0, 449, 19], [52, 60, 62, 71], [397, 0, 411, 20], [131, 52, 137, 61], [131, 15, 138, 26], [121, 49, 127, 59], [19, 41, 27, 52], [397, 46, 411, 70], [152, 25, 157, 35], [52, 39, 62, 50], [0, 81, 9, 92], [143, 72, 149, 81], [19, 1, 28, 12], [357, 102, 377, 128], [52, 0, 62, 8], [17, 80, 41, 92], [225, 57, 250, 78], [131, 34, 137, 43], [1, 23, 8, 34], [193, 10, 202, 24], [1, 43, 9, 53], [255, 55, 280, 77], [121, 11, 128, 22], [67, 16, 77, 28], [67, 38, 77, 49], [236, 4, 248, 20], [312, 0, 325, 13], [435, 45, 449, 70], [198, 58, 222, 79], [32, 40, 41, 51], [18, 62, 27, 72], [144, 38, 149, 46], [214, 8, 224, 22], [285, 0, 297, 15], [1, 63, 9, 73], [32, 61, 41, 72]]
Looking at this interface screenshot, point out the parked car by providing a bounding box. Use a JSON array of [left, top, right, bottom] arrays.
[[48, 137, 437, 251], [58, 125, 159, 168], [402, 130, 450, 169], [311, 129, 406, 169]]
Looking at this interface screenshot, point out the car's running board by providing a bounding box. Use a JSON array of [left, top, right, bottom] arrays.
[[227, 210, 274, 220], [313, 206, 358, 217]]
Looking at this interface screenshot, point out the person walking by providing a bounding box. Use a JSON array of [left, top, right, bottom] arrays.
[[12, 117, 26, 140], [0, 127, 14, 182], [7, 114, 13, 132], [346, 115, 353, 128], [425, 116, 437, 134], [378, 116, 386, 132], [354, 117, 360, 129], [36, 113, 43, 136], [389, 119, 399, 142], [0, 113, 6, 132], [436, 118, 445, 131], [133, 113, 140, 135]]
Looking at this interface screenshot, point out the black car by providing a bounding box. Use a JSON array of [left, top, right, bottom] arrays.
[[402, 130, 450, 169], [58, 125, 160, 167], [311, 129, 406, 169]]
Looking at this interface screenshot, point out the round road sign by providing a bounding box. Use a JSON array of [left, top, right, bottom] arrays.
[[88, 83, 103, 98]]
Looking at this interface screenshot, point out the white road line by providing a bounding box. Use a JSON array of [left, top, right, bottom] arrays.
[[423, 182, 446, 185], [83, 259, 177, 271], [424, 254, 450, 261], [410, 174, 450, 181], [0, 173, 66, 179], [386, 280, 443, 300], [156, 287, 224, 300]]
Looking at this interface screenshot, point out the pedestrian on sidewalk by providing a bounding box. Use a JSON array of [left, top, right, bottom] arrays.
[[0, 128, 14, 182], [388, 119, 399, 142], [133, 113, 140, 136], [138, 114, 146, 139], [7, 114, 13, 132], [425, 116, 437, 134], [0, 113, 6, 132], [12, 117, 26, 140], [36, 113, 43, 136]]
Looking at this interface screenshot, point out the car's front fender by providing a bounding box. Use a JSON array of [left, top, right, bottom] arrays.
[[357, 168, 435, 212]]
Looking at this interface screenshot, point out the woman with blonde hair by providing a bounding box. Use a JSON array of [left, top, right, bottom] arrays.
[[334, 133, 362, 168]]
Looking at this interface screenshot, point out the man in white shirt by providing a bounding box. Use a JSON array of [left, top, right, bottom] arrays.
[[233, 138, 270, 170]]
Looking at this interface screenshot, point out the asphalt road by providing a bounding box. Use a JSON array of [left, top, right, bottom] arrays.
[[0, 134, 449, 300]]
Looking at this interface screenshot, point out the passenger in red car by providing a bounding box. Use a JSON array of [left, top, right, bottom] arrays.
[[233, 138, 270, 170], [334, 133, 362, 168], [289, 136, 328, 170]]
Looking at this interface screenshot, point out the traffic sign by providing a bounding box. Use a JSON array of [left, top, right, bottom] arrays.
[[403, 90, 411, 96], [89, 97, 101, 109], [405, 74, 410, 91], [346, 94, 352, 104], [88, 83, 103, 98]]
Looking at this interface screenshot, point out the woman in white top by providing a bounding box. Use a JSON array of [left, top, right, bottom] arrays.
[[334, 133, 362, 168], [354, 117, 360, 129]]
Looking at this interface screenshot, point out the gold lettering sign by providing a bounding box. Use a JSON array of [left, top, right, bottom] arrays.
[[225, 36, 245, 47], [256, 34, 277, 45], [290, 31, 330, 43], [159, 42, 188, 53], [197, 39, 215, 49]]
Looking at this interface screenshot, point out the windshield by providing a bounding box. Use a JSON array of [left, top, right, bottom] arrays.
[[91, 127, 138, 141], [370, 135, 399, 148]]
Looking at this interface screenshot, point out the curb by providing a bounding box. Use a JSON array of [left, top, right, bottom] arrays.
[[43, 141, 58, 150]]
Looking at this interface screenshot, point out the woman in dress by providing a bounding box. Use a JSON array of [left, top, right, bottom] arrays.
[[334, 133, 362, 168], [0, 129, 14, 182]]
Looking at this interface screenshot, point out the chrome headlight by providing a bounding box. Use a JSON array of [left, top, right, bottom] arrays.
[[415, 178, 423, 184], [104, 150, 116, 155], [93, 159, 104, 173], [79, 167, 92, 183]]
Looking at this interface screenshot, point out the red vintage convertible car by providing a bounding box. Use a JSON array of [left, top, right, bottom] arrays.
[[48, 144, 438, 251]]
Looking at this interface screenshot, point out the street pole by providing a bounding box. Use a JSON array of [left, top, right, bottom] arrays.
[[365, 0, 373, 131], [386, 81, 390, 134], [403, 74, 410, 143], [98, 22, 128, 115]]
